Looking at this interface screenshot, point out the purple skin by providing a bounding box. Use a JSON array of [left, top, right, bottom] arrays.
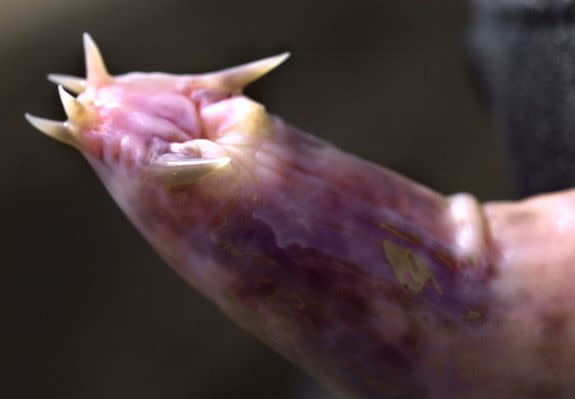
[[27, 35, 575, 398]]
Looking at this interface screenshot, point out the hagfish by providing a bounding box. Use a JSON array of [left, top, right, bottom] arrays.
[[27, 34, 575, 398]]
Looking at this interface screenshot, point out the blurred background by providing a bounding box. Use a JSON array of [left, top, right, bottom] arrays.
[[4, 1, 512, 398]]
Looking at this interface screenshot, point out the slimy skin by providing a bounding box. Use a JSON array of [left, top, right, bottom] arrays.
[[27, 35, 575, 398]]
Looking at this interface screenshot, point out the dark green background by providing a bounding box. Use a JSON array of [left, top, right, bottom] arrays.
[[4, 1, 511, 398]]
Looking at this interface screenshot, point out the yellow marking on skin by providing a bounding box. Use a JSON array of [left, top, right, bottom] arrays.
[[383, 240, 441, 295], [380, 223, 462, 271], [462, 309, 483, 321]]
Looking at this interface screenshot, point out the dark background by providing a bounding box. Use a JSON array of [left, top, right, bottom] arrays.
[[4, 1, 512, 398]]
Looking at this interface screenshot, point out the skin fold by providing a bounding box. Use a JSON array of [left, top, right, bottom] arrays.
[[27, 35, 575, 399]]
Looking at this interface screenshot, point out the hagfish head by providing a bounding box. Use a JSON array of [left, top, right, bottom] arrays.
[[26, 33, 290, 187]]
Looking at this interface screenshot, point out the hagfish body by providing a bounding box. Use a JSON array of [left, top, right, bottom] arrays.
[[27, 35, 575, 398]]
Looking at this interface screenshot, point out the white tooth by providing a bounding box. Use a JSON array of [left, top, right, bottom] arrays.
[[169, 141, 200, 155], [25, 113, 76, 147], [148, 154, 231, 186], [47, 74, 86, 94], [83, 32, 112, 85], [58, 85, 85, 121], [200, 52, 290, 91]]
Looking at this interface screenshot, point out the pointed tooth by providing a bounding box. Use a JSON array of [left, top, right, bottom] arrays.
[[47, 74, 86, 94], [58, 85, 86, 122], [25, 113, 76, 147], [148, 154, 231, 186], [157, 153, 231, 168], [201, 52, 290, 91], [83, 32, 112, 85]]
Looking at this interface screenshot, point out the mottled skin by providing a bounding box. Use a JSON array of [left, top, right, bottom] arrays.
[[28, 37, 575, 398]]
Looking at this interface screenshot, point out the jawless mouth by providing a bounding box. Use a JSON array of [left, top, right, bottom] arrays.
[[26, 34, 289, 185], [26, 33, 286, 188]]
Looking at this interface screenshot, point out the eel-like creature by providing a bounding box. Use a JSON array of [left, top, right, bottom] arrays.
[[26, 34, 575, 399]]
